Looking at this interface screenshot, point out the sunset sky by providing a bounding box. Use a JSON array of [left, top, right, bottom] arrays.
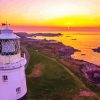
[[0, 0, 100, 29]]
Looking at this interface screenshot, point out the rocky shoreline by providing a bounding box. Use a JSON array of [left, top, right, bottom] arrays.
[[20, 34, 100, 87]]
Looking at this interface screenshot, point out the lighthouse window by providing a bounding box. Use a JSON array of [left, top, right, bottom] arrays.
[[2, 75, 8, 81], [16, 87, 21, 94], [1, 39, 20, 55]]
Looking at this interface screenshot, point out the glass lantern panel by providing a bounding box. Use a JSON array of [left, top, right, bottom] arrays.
[[0, 39, 20, 55], [2, 40, 15, 53]]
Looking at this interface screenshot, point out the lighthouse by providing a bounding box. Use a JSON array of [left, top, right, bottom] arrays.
[[0, 26, 27, 100]]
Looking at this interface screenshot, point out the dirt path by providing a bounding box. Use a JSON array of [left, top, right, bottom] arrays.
[[27, 63, 45, 77]]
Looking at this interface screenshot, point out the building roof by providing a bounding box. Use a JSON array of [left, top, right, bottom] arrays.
[[0, 27, 20, 39]]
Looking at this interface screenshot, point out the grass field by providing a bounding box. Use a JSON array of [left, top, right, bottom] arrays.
[[26, 47, 98, 100]]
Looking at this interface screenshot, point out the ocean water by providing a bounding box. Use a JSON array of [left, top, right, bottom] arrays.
[[33, 32, 100, 66]]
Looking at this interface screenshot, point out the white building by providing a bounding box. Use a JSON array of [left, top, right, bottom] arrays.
[[0, 26, 27, 100]]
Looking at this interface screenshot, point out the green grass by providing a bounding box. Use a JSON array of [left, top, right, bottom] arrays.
[[26, 47, 98, 100]]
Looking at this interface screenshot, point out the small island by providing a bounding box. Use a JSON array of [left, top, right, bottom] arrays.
[[92, 47, 100, 53], [15, 32, 62, 37], [31, 32, 62, 37]]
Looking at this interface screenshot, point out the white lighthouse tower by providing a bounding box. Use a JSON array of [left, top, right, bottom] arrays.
[[0, 26, 27, 100]]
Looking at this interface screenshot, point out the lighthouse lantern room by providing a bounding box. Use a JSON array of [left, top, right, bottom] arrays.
[[0, 26, 27, 100]]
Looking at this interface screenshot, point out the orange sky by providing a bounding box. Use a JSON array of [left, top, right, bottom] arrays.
[[0, 0, 100, 27]]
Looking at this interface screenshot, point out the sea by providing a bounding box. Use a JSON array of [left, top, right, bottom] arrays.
[[30, 32, 100, 66]]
